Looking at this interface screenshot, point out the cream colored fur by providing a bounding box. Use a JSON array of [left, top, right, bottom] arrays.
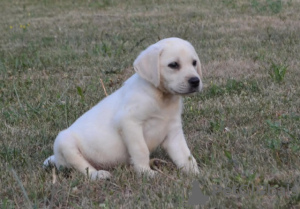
[[43, 37, 203, 180]]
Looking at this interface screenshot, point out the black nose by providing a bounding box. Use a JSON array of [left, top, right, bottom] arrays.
[[188, 77, 200, 88]]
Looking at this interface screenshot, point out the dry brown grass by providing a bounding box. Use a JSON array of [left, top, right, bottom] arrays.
[[1, 0, 300, 208]]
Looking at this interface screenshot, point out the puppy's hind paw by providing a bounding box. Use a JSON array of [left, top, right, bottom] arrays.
[[43, 155, 56, 169]]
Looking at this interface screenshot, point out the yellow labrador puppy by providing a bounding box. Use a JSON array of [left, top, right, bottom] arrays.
[[43, 37, 203, 180]]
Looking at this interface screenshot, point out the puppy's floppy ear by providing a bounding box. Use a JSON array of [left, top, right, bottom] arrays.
[[133, 44, 163, 87], [187, 40, 202, 79], [196, 57, 202, 79]]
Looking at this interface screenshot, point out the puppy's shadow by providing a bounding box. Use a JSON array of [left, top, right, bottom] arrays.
[[150, 146, 169, 160], [44, 164, 74, 179]]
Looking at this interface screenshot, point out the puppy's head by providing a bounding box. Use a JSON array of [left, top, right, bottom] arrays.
[[134, 37, 203, 95]]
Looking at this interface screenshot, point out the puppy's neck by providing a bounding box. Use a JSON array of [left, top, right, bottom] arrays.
[[155, 87, 181, 105], [133, 73, 181, 105]]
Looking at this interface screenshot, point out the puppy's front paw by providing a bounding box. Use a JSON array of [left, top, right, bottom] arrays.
[[135, 166, 157, 178], [189, 165, 200, 175], [182, 156, 200, 175], [90, 170, 112, 180]]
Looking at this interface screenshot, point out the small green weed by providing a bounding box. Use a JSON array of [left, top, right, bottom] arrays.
[[265, 120, 299, 154], [209, 117, 225, 133], [76, 86, 85, 102], [268, 62, 288, 83], [251, 0, 284, 14]]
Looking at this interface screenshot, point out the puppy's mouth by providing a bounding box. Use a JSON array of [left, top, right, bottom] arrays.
[[171, 88, 199, 95]]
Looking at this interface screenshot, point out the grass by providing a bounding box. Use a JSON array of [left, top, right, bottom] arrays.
[[267, 61, 289, 83], [1, 0, 300, 208]]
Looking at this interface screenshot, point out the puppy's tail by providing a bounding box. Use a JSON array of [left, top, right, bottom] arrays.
[[43, 155, 56, 168]]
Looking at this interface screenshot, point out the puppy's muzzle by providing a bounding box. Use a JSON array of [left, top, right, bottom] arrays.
[[188, 77, 200, 88]]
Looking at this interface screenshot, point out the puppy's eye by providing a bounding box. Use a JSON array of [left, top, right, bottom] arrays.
[[168, 62, 180, 69], [192, 60, 197, 66]]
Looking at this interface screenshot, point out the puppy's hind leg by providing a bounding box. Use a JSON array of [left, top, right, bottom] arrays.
[[54, 130, 111, 180], [43, 155, 56, 168], [65, 152, 111, 180]]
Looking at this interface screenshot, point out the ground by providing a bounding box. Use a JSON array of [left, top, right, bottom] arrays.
[[1, 0, 300, 208]]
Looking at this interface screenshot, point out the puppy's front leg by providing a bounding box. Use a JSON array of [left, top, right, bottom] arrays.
[[162, 127, 200, 175], [120, 120, 156, 177]]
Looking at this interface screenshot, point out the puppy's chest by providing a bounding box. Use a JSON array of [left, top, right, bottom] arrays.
[[143, 116, 171, 151]]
